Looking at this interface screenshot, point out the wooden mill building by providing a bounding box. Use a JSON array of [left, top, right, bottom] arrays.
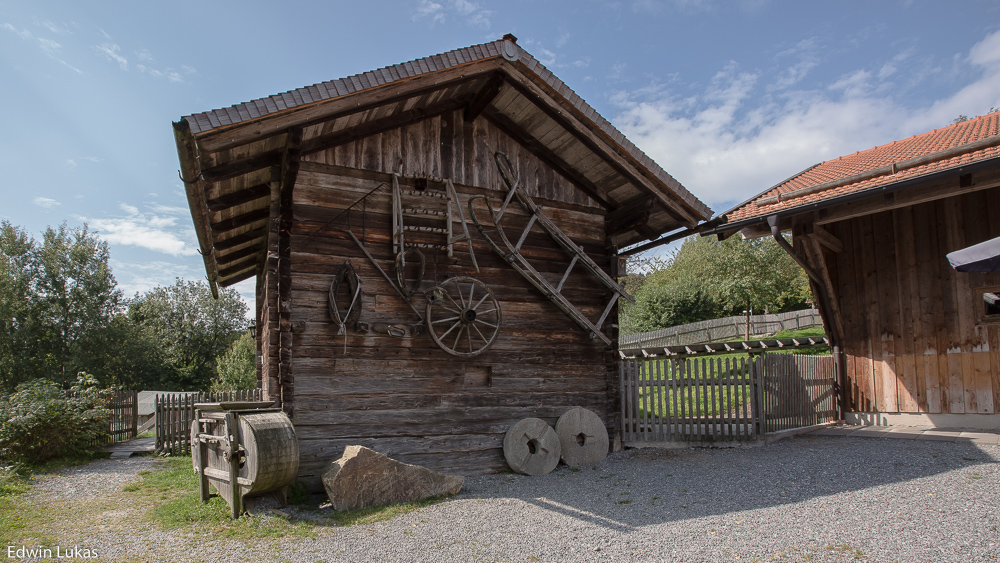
[[707, 112, 1000, 427], [174, 36, 711, 484]]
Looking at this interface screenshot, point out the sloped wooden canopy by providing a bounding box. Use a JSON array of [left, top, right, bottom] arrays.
[[174, 35, 711, 293]]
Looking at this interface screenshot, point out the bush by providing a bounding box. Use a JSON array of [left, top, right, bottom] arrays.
[[211, 332, 257, 391], [0, 374, 110, 464]]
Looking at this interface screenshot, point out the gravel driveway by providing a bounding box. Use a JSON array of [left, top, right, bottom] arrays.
[[15, 434, 1000, 563]]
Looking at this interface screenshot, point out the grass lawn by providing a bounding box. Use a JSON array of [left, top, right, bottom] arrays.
[[0, 452, 454, 551], [626, 326, 831, 419]]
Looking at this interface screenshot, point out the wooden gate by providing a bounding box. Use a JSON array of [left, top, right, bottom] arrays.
[[620, 353, 836, 444], [760, 354, 838, 433]]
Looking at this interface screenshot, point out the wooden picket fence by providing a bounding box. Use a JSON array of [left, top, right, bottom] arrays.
[[102, 389, 139, 445], [154, 389, 264, 455], [620, 352, 837, 444]]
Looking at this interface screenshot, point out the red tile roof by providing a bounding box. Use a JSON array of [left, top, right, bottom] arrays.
[[724, 111, 1000, 224]]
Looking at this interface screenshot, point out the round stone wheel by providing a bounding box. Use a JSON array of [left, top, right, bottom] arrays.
[[503, 418, 561, 476], [555, 407, 609, 466]]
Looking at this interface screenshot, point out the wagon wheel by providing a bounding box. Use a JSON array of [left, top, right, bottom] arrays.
[[425, 277, 501, 357]]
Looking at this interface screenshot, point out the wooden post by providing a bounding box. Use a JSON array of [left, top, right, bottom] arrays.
[[196, 410, 210, 503], [225, 412, 242, 518]]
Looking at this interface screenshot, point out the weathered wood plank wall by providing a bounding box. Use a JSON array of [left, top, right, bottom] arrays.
[[824, 187, 1000, 414], [284, 111, 619, 485]]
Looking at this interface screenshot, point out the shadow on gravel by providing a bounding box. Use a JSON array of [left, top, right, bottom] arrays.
[[460, 436, 1000, 531]]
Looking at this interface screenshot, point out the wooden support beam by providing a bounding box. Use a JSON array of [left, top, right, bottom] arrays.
[[464, 72, 505, 122], [201, 148, 285, 184], [300, 98, 467, 156], [198, 98, 469, 185], [606, 195, 653, 235], [172, 118, 219, 298], [210, 207, 270, 234], [809, 225, 844, 253], [798, 235, 845, 341], [216, 241, 264, 266], [193, 63, 499, 153], [218, 257, 259, 279], [482, 108, 614, 210], [206, 183, 271, 213], [215, 227, 267, 251], [221, 267, 256, 286], [815, 165, 1000, 226]]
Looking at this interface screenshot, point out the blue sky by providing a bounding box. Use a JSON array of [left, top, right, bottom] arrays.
[[2, 0, 999, 307]]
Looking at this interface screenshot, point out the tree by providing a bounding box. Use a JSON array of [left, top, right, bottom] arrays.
[[129, 279, 248, 390], [620, 234, 812, 337], [708, 236, 804, 339], [212, 332, 257, 391], [0, 222, 122, 390]]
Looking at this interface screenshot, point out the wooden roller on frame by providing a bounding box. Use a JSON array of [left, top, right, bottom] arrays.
[[190, 401, 299, 518]]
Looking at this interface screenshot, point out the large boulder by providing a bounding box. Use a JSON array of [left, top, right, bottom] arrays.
[[322, 445, 464, 511]]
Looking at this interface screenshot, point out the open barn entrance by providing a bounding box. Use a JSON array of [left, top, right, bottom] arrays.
[[619, 346, 837, 445]]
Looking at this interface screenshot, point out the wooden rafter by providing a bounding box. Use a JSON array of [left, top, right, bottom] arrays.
[[206, 183, 271, 212], [211, 208, 269, 234], [482, 107, 613, 210], [464, 72, 505, 122], [199, 97, 471, 185], [193, 64, 500, 153], [215, 227, 267, 251]]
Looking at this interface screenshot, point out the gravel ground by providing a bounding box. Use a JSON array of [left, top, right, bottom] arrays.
[[11, 435, 1000, 563]]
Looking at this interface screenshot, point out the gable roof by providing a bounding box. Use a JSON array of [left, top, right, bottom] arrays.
[[173, 36, 712, 291], [714, 111, 1000, 235]]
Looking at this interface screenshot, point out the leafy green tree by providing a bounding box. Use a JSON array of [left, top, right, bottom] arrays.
[[630, 278, 723, 333], [212, 332, 257, 391], [0, 222, 121, 389], [0, 222, 39, 390], [620, 234, 811, 337], [129, 279, 248, 390]]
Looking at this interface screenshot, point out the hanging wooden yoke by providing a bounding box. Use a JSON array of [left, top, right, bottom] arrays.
[[328, 261, 362, 335]]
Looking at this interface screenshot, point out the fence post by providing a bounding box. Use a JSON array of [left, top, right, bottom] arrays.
[[752, 355, 764, 441]]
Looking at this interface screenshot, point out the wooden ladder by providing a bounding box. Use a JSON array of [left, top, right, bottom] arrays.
[[468, 153, 634, 346], [391, 174, 479, 272]]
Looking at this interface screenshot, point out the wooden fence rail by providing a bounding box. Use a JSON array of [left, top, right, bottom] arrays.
[[620, 308, 822, 349], [154, 389, 264, 456], [620, 353, 836, 445]]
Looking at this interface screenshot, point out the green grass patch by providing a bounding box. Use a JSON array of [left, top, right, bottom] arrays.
[[0, 453, 110, 546], [124, 456, 452, 538]]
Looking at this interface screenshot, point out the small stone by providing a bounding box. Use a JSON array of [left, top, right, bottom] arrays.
[[322, 446, 464, 512]]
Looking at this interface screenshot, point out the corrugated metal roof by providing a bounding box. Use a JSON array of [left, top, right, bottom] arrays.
[[724, 111, 1000, 224]]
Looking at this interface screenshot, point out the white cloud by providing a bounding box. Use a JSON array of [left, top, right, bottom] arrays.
[[2, 22, 32, 39], [38, 20, 73, 35], [33, 197, 61, 208], [86, 203, 199, 257], [611, 28, 1000, 214], [4, 24, 83, 73], [412, 0, 492, 28], [96, 42, 127, 70]]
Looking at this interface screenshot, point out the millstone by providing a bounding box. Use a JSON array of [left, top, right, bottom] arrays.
[[503, 418, 561, 476], [555, 407, 609, 466]]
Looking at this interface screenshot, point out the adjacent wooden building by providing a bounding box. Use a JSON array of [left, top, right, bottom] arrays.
[[709, 112, 1000, 426], [174, 36, 711, 485]]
